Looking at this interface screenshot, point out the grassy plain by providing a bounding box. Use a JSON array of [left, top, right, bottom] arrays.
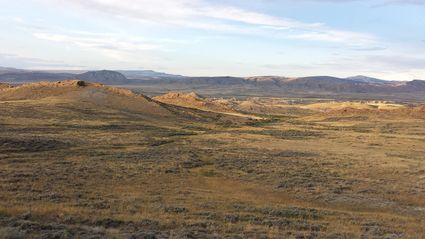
[[0, 83, 425, 238]]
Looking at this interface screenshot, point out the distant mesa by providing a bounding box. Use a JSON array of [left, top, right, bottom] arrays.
[[138, 75, 425, 95], [345, 75, 390, 84], [0, 69, 131, 85], [118, 70, 184, 79], [245, 76, 292, 85], [0, 68, 183, 85], [76, 70, 128, 85]]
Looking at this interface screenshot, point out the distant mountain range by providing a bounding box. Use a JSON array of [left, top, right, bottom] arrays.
[[118, 70, 184, 79], [0, 68, 183, 85], [137, 75, 425, 94], [0, 69, 134, 85], [1, 67, 424, 98], [0, 66, 26, 74]]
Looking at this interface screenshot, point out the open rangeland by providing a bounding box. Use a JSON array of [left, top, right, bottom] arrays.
[[1, 81, 425, 238]]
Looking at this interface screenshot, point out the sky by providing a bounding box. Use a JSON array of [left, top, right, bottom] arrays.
[[0, 0, 424, 80]]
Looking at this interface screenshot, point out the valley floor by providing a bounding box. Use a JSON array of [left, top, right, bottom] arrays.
[[1, 98, 425, 238]]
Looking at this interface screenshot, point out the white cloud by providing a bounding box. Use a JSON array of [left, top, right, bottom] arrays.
[[32, 31, 164, 62], [27, 27, 172, 68], [196, 5, 320, 29], [0, 53, 86, 69], [33, 32, 160, 52], [287, 30, 376, 46], [44, 0, 378, 46]]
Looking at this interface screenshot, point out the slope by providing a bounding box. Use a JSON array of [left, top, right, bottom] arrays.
[[0, 80, 245, 127]]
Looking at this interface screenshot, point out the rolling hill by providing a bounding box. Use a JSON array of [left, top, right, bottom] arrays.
[[153, 92, 235, 113], [0, 80, 245, 127]]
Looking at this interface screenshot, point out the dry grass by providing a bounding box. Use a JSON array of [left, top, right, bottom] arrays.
[[0, 86, 425, 238]]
